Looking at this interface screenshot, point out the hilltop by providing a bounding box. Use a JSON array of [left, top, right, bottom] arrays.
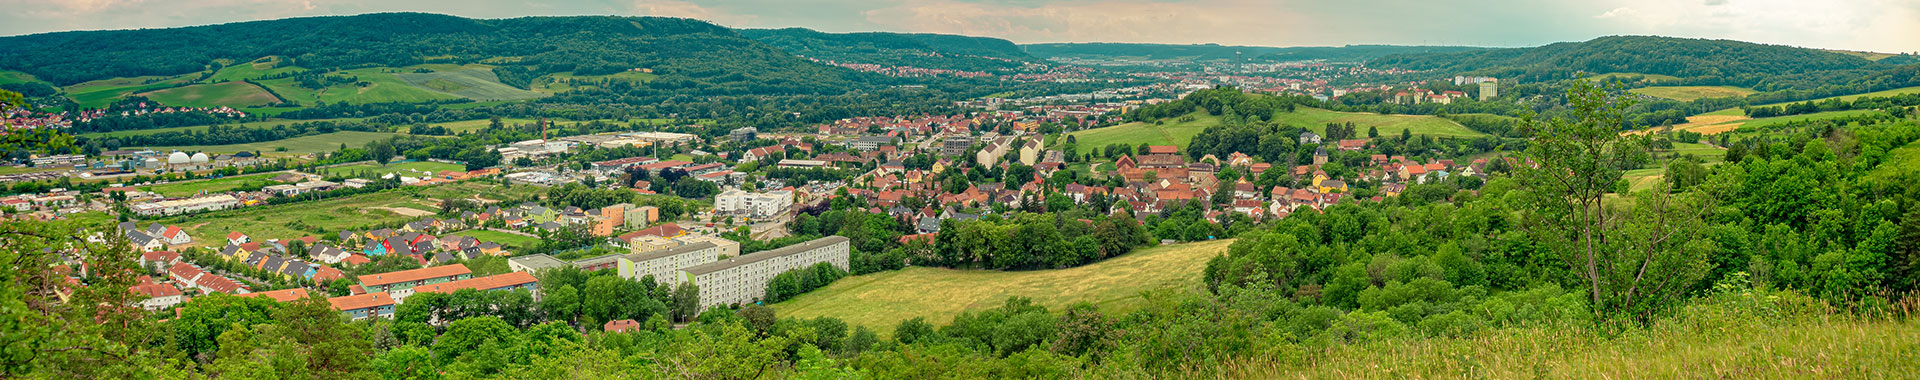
[[1368, 35, 1888, 89], [1023, 42, 1480, 62], [741, 28, 1037, 71]]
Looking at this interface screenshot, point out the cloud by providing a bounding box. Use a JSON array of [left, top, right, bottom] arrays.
[[631, 0, 756, 26], [1595, 7, 1637, 19], [859, 0, 1309, 45]]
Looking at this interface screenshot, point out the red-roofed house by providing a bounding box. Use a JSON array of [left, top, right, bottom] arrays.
[[227, 232, 249, 245], [356, 264, 473, 299], [252, 288, 312, 303], [604, 319, 642, 333], [131, 282, 183, 310], [328, 292, 396, 320]]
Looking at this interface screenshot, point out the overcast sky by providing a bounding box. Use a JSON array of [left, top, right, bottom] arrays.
[[4, 0, 1917, 53]]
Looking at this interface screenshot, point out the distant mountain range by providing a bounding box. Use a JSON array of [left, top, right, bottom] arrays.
[[1366, 35, 1912, 90]]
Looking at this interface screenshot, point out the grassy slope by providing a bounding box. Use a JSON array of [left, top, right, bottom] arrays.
[[207, 56, 303, 82], [531, 71, 659, 93], [1584, 72, 1682, 83], [0, 70, 48, 85], [775, 239, 1234, 332], [253, 68, 462, 105], [1278, 107, 1487, 138], [144, 131, 402, 155], [1068, 111, 1222, 149], [1630, 86, 1757, 101], [65, 74, 198, 109], [1705, 86, 1920, 116], [137, 81, 280, 108], [1229, 317, 1920, 379], [1870, 140, 1920, 181], [393, 68, 545, 101]]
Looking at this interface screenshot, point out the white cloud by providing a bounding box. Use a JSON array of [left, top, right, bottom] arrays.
[[1594, 7, 1636, 19]]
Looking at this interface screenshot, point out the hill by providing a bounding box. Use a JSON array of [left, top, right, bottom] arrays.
[[0, 13, 881, 100], [741, 28, 1035, 71], [1368, 36, 1885, 90], [775, 239, 1234, 332], [1024, 43, 1481, 62]]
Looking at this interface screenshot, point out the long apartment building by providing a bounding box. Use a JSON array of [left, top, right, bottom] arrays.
[[676, 236, 850, 311], [356, 264, 472, 300], [618, 241, 722, 282]]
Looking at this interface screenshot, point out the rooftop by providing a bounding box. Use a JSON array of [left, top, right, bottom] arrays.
[[681, 236, 848, 276], [327, 292, 395, 311], [623, 241, 718, 263], [356, 264, 472, 287], [410, 272, 538, 295]]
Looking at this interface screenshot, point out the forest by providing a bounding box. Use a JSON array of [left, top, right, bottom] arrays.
[[1368, 35, 1888, 90]]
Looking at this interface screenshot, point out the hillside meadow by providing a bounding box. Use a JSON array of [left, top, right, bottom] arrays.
[[775, 239, 1234, 333]]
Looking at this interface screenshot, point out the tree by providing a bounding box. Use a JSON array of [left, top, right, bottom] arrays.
[[1518, 80, 1710, 322], [671, 283, 700, 323], [540, 284, 580, 325], [369, 140, 396, 166]]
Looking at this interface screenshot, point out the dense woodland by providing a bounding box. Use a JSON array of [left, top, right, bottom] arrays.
[[1369, 36, 1887, 90]]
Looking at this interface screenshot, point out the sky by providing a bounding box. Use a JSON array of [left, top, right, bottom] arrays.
[[3, 0, 1917, 53]]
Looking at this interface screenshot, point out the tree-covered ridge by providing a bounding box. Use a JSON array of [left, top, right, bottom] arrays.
[[1023, 42, 1481, 62], [0, 13, 880, 97], [741, 28, 1035, 70], [1369, 35, 1887, 90]]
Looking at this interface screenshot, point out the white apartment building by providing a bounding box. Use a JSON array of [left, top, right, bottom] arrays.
[[714, 189, 795, 220], [128, 194, 241, 216], [676, 236, 850, 311], [617, 241, 722, 283]]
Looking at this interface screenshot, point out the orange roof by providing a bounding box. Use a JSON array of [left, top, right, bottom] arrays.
[[252, 288, 311, 302], [131, 282, 181, 298], [410, 272, 537, 295], [604, 319, 641, 332], [356, 264, 471, 287], [327, 292, 394, 311]]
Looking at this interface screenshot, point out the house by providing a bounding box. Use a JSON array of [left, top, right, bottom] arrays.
[[1146, 145, 1179, 155], [356, 264, 473, 300], [409, 272, 540, 300], [227, 232, 249, 246], [158, 225, 192, 245], [604, 319, 642, 333], [167, 262, 207, 288], [252, 288, 313, 303], [141, 251, 182, 269], [130, 282, 184, 311], [1299, 131, 1323, 145]]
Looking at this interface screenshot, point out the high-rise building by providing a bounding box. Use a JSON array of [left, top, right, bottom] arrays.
[[1479, 79, 1499, 101]]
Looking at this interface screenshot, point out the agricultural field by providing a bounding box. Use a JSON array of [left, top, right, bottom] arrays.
[[139, 173, 285, 198], [775, 239, 1234, 333], [417, 118, 540, 133], [1664, 142, 1727, 162], [1622, 168, 1666, 193], [1703, 86, 1920, 116], [252, 68, 461, 106], [136, 81, 281, 108], [450, 229, 541, 250], [145, 131, 402, 155], [1277, 107, 1487, 138], [207, 56, 303, 82], [1067, 111, 1221, 149], [1630, 86, 1756, 101], [531, 71, 659, 93], [64, 74, 197, 109], [318, 161, 465, 178], [394, 68, 545, 101], [157, 180, 538, 243]]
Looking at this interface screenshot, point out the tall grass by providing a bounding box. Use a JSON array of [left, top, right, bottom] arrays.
[[1221, 289, 1920, 379]]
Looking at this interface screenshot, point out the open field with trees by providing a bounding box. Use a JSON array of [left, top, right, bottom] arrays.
[[79, 117, 365, 138], [394, 67, 546, 101], [775, 239, 1231, 332], [1629, 85, 1756, 101], [156, 180, 539, 242], [318, 161, 465, 178], [1067, 111, 1221, 148], [139, 173, 283, 198], [146, 131, 403, 155], [64, 74, 196, 108], [450, 229, 542, 250], [1277, 107, 1486, 138]]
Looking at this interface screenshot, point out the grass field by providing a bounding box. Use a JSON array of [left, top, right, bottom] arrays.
[[1585, 72, 1681, 83], [65, 74, 197, 109], [1068, 111, 1223, 149], [155, 181, 539, 242], [1705, 86, 1920, 116], [144, 131, 401, 155], [418, 118, 541, 133], [775, 239, 1234, 332], [450, 229, 541, 250], [532, 71, 659, 93], [80, 118, 364, 138], [0, 70, 48, 85], [140, 173, 284, 198], [1630, 86, 1756, 101], [253, 68, 462, 106], [394, 68, 545, 101], [1666, 142, 1726, 162], [1278, 107, 1487, 138], [1622, 168, 1666, 192], [319, 161, 464, 178], [137, 81, 281, 108]]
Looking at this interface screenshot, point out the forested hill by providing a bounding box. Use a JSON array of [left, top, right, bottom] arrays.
[[0, 12, 880, 95], [740, 28, 1036, 70], [1021, 42, 1479, 62], [1367, 35, 1889, 90]]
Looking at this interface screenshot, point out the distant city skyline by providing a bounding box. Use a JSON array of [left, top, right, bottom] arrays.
[[4, 0, 1916, 53]]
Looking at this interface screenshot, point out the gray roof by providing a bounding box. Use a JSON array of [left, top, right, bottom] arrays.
[[622, 242, 718, 263], [570, 253, 626, 268], [509, 254, 567, 271], [681, 236, 848, 277]]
